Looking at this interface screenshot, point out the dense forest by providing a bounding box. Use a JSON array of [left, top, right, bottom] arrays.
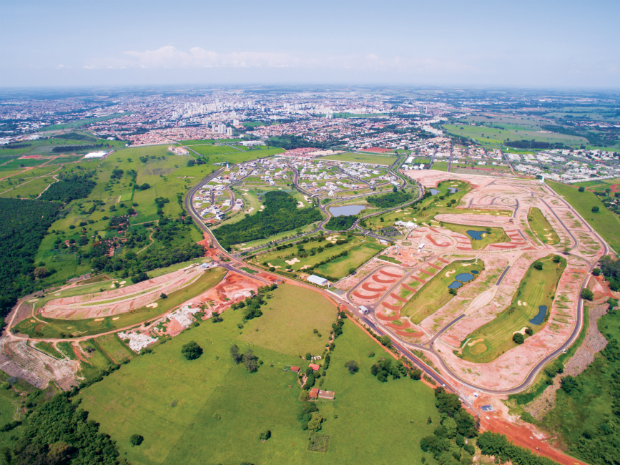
[[213, 191, 322, 249], [87, 221, 204, 276], [600, 256, 620, 291], [324, 215, 357, 231], [39, 173, 97, 203], [0, 198, 61, 320], [4, 394, 121, 465], [366, 190, 413, 208]]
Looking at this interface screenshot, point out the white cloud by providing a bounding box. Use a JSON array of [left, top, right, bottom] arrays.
[[84, 46, 479, 75]]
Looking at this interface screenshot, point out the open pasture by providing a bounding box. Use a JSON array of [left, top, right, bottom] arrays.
[[78, 284, 439, 465], [317, 152, 397, 165]]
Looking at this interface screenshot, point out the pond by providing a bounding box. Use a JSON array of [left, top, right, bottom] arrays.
[[448, 281, 462, 289], [467, 230, 486, 241], [329, 205, 366, 217], [472, 270, 479, 274], [429, 188, 440, 196], [529, 305, 547, 325], [448, 188, 460, 193], [454, 272, 474, 282]]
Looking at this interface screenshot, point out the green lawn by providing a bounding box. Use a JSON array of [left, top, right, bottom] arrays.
[[440, 223, 510, 250], [402, 259, 484, 324], [317, 152, 397, 166], [547, 180, 620, 254], [461, 254, 566, 363], [252, 236, 385, 279], [96, 333, 134, 363], [78, 284, 440, 465], [32, 341, 63, 359], [527, 207, 560, 245], [14, 267, 227, 339]]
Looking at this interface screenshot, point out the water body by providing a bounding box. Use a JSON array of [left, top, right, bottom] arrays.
[[448, 188, 460, 193], [454, 273, 474, 282], [448, 281, 462, 289], [467, 230, 486, 241], [529, 305, 547, 325], [429, 188, 440, 195], [472, 270, 479, 274], [329, 205, 366, 217]]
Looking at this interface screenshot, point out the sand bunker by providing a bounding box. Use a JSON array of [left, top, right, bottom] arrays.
[[468, 338, 484, 347], [267, 262, 280, 269], [445, 270, 456, 277], [146, 303, 158, 308], [285, 258, 300, 265]]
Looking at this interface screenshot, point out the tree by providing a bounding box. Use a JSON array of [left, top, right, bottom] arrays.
[[513, 333, 524, 344], [181, 341, 203, 360], [259, 430, 271, 441], [592, 268, 601, 276], [553, 255, 562, 263], [345, 360, 359, 374], [243, 349, 259, 372], [591, 206, 599, 213], [160, 293, 168, 299], [305, 353, 312, 361], [561, 375, 579, 394], [581, 288, 594, 301], [230, 344, 243, 364], [533, 262, 543, 270], [131, 272, 149, 284], [449, 288, 457, 296], [349, 267, 356, 275], [33, 267, 49, 279], [130, 434, 144, 446], [525, 327, 533, 336], [578, 186, 585, 192]]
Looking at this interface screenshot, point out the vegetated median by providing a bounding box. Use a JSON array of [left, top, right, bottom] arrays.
[[461, 254, 566, 363], [527, 207, 560, 245]]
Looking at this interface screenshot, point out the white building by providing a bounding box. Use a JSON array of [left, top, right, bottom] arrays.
[[307, 275, 329, 286]]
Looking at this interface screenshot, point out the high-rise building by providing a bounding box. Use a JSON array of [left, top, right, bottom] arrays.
[[226, 127, 233, 136]]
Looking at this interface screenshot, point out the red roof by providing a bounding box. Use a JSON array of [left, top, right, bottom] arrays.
[[309, 363, 320, 371], [309, 388, 320, 399], [290, 366, 300, 372]]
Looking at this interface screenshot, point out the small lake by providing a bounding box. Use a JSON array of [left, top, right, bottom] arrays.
[[529, 305, 547, 325], [467, 230, 486, 241], [454, 273, 474, 282], [448, 188, 460, 193], [329, 205, 366, 217], [448, 281, 462, 289], [429, 188, 440, 195], [472, 270, 479, 274]]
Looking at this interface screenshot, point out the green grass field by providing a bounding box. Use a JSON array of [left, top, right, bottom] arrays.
[[317, 152, 397, 166], [96, 333, 134, 363], [14, 267, 226, 339], [547, 180, 620, 254], [32, 341, 63, 359], [402, 260, 484, 324], [77, 284, 440, 464], [461, 254, 566, 363], [440, 223, 510, 250], [527, 207, 560, 245], [253, 236, 385, 279]]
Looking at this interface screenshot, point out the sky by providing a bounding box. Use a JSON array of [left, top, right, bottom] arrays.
[[1, 0, 619, 89]]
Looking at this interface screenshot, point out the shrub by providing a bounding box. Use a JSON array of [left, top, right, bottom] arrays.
[[591, 206, 599, 213], [581, 288, 594, 301], [533, 262, 543, 270], [525, 327, 533, 336], [449, 288, 457, 296], [130, 434, 144, 446], [578, 186, 585, 192], [344, 360, 359, 374], [592, 268, 601, 276], [513, 333, 524, 344], [259, 430, 271, 441], [159, 293, 167, 299], [181, 341, 203, 360]]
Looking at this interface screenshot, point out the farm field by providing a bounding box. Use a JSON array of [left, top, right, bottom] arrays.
[[253, 235, 385, 279], [527, 207, 560, 245], [402, 259, 484, 324], [317, 152, 397, 165], [461, 254, 566, 363], [440, 223, 510, 250], [14, 267, 227, 338], [547, 180, 620, 254], [96, 333, 133, 363], [78, 284, 439, 465]]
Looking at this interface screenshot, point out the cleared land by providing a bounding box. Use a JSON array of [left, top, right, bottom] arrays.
[[461, 254, 566, 363], [547, 180, 620, 254], [78, 285, 439, 465], [402, 260, 484, 324], [15, 267, 226, 338], [527, 207, 560, 245], [317, 152, 397, 165]]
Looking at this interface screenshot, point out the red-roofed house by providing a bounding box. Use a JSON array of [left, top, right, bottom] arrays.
[[309, 388, 320, 399], [290, 366, 300, 373], [309, 363, 320, 371]]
